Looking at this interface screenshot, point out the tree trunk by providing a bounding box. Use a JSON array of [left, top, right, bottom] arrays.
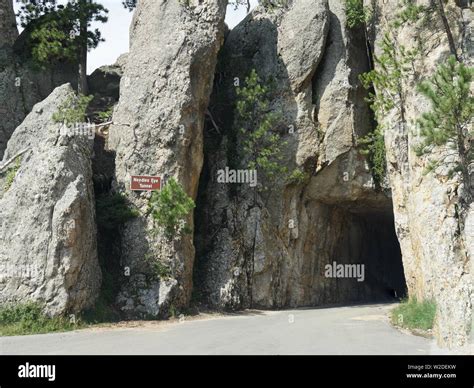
[[436, 0, 460, 61], [77, 0, 88, 95], [0, 0, 19, 48], [457, 125, 471, 200]]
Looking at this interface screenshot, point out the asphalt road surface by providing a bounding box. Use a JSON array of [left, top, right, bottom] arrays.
[[0, 303, 443, 355]]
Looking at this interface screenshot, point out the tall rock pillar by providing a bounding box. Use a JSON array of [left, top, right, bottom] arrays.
[[109, 0, 227, 318]]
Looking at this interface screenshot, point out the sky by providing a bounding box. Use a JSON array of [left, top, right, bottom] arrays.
[[14, 0, 259, 74]]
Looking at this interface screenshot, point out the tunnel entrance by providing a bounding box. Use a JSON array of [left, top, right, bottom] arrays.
[[314, 206, 407, 304], [192, 138, 408, 309]]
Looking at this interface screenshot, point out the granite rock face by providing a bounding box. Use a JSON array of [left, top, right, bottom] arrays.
[[0, 84, 100, 315], [88, 54, 127, 102], [194, 0, 405, 310], [108, 0, 227, 318], [365, 0, 473, 348], [0, 0, 471, 351]]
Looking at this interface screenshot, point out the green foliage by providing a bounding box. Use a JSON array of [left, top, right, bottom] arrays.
[[286, 169, 309, 185], [16, 0, 108, 67], [53, 93, 93, 126], [392, 0, 430, 28], [96, 193, 139, 231], [0, 302, 79, 336], [236, 69, 288, 192], [391, 298, 437, 331], [145, 254, 171, 279], [415, 56, 473, 180], [359, 128, 386, 184], [229, 0, 288, 11], [2, 157, 21, 193], [361, 33, 417, 119], [168, 304, 177, 319], [149, 178, 196, 241], [122, 0, 137, 11], [29, 14, 77, 65], [95, 106, 114, 122], [359, 32, 417, 184], [345, 0, 370, 28]]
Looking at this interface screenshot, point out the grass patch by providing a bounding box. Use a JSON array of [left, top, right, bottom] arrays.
[[2, 157, 21, 193], [391, 298, 436, 331], [0, 302, 82, 336]]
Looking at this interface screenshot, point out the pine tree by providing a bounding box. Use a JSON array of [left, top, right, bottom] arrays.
[[359, 32, 417, 184], [345, 0, 369, 29], [149, 178, 195, 241], [416, 55, 473, 190], [16, 0, 108, 94], [235, 69, 287, 193]]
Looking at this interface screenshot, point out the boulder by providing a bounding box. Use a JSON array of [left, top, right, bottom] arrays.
[[88, 54, 127, 101], [0, 84, 100, 316]]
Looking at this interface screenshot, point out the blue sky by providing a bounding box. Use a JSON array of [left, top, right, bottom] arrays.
[[14, 0, 258, 74]]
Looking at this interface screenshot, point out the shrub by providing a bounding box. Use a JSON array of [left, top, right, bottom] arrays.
[[2, 157, 21, 193], [53, 94, 93, 126], [359, 33, 417, 185], [286, 169, 309, 185], [145, 254, 171, 279], [345, 0, 370, 28], [149, 178, 195, 241], [358, 128, 386, 185]]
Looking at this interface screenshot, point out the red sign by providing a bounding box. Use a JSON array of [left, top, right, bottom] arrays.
[[130, 175, 161, 191]]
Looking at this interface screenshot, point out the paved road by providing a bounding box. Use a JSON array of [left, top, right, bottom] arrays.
[[0, 303, 440, 355]]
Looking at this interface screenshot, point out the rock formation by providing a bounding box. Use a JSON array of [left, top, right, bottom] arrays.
[[365, 0, 473, 348], [0, 84, 100, 316], [0, 0, 471, 350], [194, 0, 405, 309], [88, 54, 127, 104], [0, 0, 17, 48], [108, 0, 227, 318], [0, 0, 78, 159]]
